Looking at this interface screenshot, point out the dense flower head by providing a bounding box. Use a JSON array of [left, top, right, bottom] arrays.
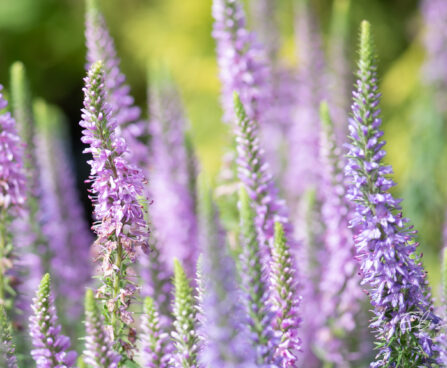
[[212, 0, 270, 122], [0, 85, 26, 212], [0, 306, 18, 368], [83, 289, 121, 368], [148, 80, 198, 277], [85, 0, 147, 165], [80, 60, 148, 264], [34, 100, 92, 318], [197, 183, 256, 367], [171, 259, 201, 368], [345, 20, 440, 367], [140, 296, 172, 368], [269, 222, 301, 367], [318, 102, 366, 364], [29, 274, 77, 368]]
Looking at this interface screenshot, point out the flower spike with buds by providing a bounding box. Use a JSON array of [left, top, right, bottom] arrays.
[[83, 289, 121, 368], [29, 273, 77, 368], [80, 60, 149, 357], [345, 20, 440, 367], [0, 306, 18, 368]]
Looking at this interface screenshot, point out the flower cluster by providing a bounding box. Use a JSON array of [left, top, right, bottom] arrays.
[[345, 20, 439, 366]]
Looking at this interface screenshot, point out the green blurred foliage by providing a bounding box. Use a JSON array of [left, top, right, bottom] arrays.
[[0, 0, 446, 290]]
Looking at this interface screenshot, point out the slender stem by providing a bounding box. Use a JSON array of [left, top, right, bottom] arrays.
[[112, 239, 123, 338]]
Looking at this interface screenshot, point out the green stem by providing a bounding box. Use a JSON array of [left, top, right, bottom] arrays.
[[112, 239, 123, 338]]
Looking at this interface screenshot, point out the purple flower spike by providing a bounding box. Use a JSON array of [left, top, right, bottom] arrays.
[[84, 289, 120, 368], [80, 61, 148, 354], [345, 21, 440, 367], [148, 80, 198, 277], [197, 183, 256, 367], [318, 102, 367, 365], [212, 0, 270, 123], [85, 0, 147, 166], [140, 297, 172, 368], [34, 100, 92, 319], [29, 274, 77, 368]]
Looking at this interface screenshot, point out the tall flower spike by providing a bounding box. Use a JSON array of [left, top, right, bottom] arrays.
[[85, 0, 147, 166], [148, 75, 198, 277], [238, 187, 277, 366], [317, 102, 367, 365], [270, 222, 302, 367], [171, 259, 201, 368], [139, 296, 172, 368], [212, 0, 270, 122], [0, 306, 18, 368], [345, 20, 440, 366], [80, 61, 148, 358], [285, 0, 326, 200], [0, 84, 27, 308], [233, 93, 292, 255], [197, 181, 256, 367], [34, 100, 92, 319], [9, 63, 44, 316], [83, 289, 120, 368], [29, 273, 77, 367]]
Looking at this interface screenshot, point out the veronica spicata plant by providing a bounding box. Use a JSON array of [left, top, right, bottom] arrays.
[[80, 61, 149, 359], [345, 20, 440, 367], [29, 274, 77, 367], [0, 306, 17, 368]]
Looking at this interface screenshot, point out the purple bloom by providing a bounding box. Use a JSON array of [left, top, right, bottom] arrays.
[[140, 296, 172, 368], [0, 306, 18, 368], [317, 102, 367, 365], [197, 185, 256, 367], [80, 61, 148, 353], [84, 289, 120, 368], [212, 0, 270, 123], [34, 100, 93, 318], [345, 21, 440, 367], [148, 81, 198, 277], [85, 0, 147, 166], [421, 0, 447, 111], [29, 274, 77, 368]]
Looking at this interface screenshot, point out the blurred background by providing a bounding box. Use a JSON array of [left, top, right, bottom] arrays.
[[0, 0, 445, 290]]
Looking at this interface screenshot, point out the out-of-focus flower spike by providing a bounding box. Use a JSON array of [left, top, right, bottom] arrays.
[[171, 259, 201, 368], [327, 0, 352, 143], [197, 179, 256, 367], [80, 61, 149, 359], [212, 0, 270, 123], [148, 71, 199, 277], [0, 306, 18, 368], [29, 273, 77, 367], [34, 99, 93, 319], [421, 0, 447, 111], [238, 186, 277, 366], [83, 289, 120, 368], [270, 222, 301, 367], [285, 0, 326, 200], [85, 0, 147, 166], [317, 102, 367, 365], [140, 296, 172, 368], [345, 21, 440, 367], [8, 63, 45, 315], [250, 0, 279, 62]]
